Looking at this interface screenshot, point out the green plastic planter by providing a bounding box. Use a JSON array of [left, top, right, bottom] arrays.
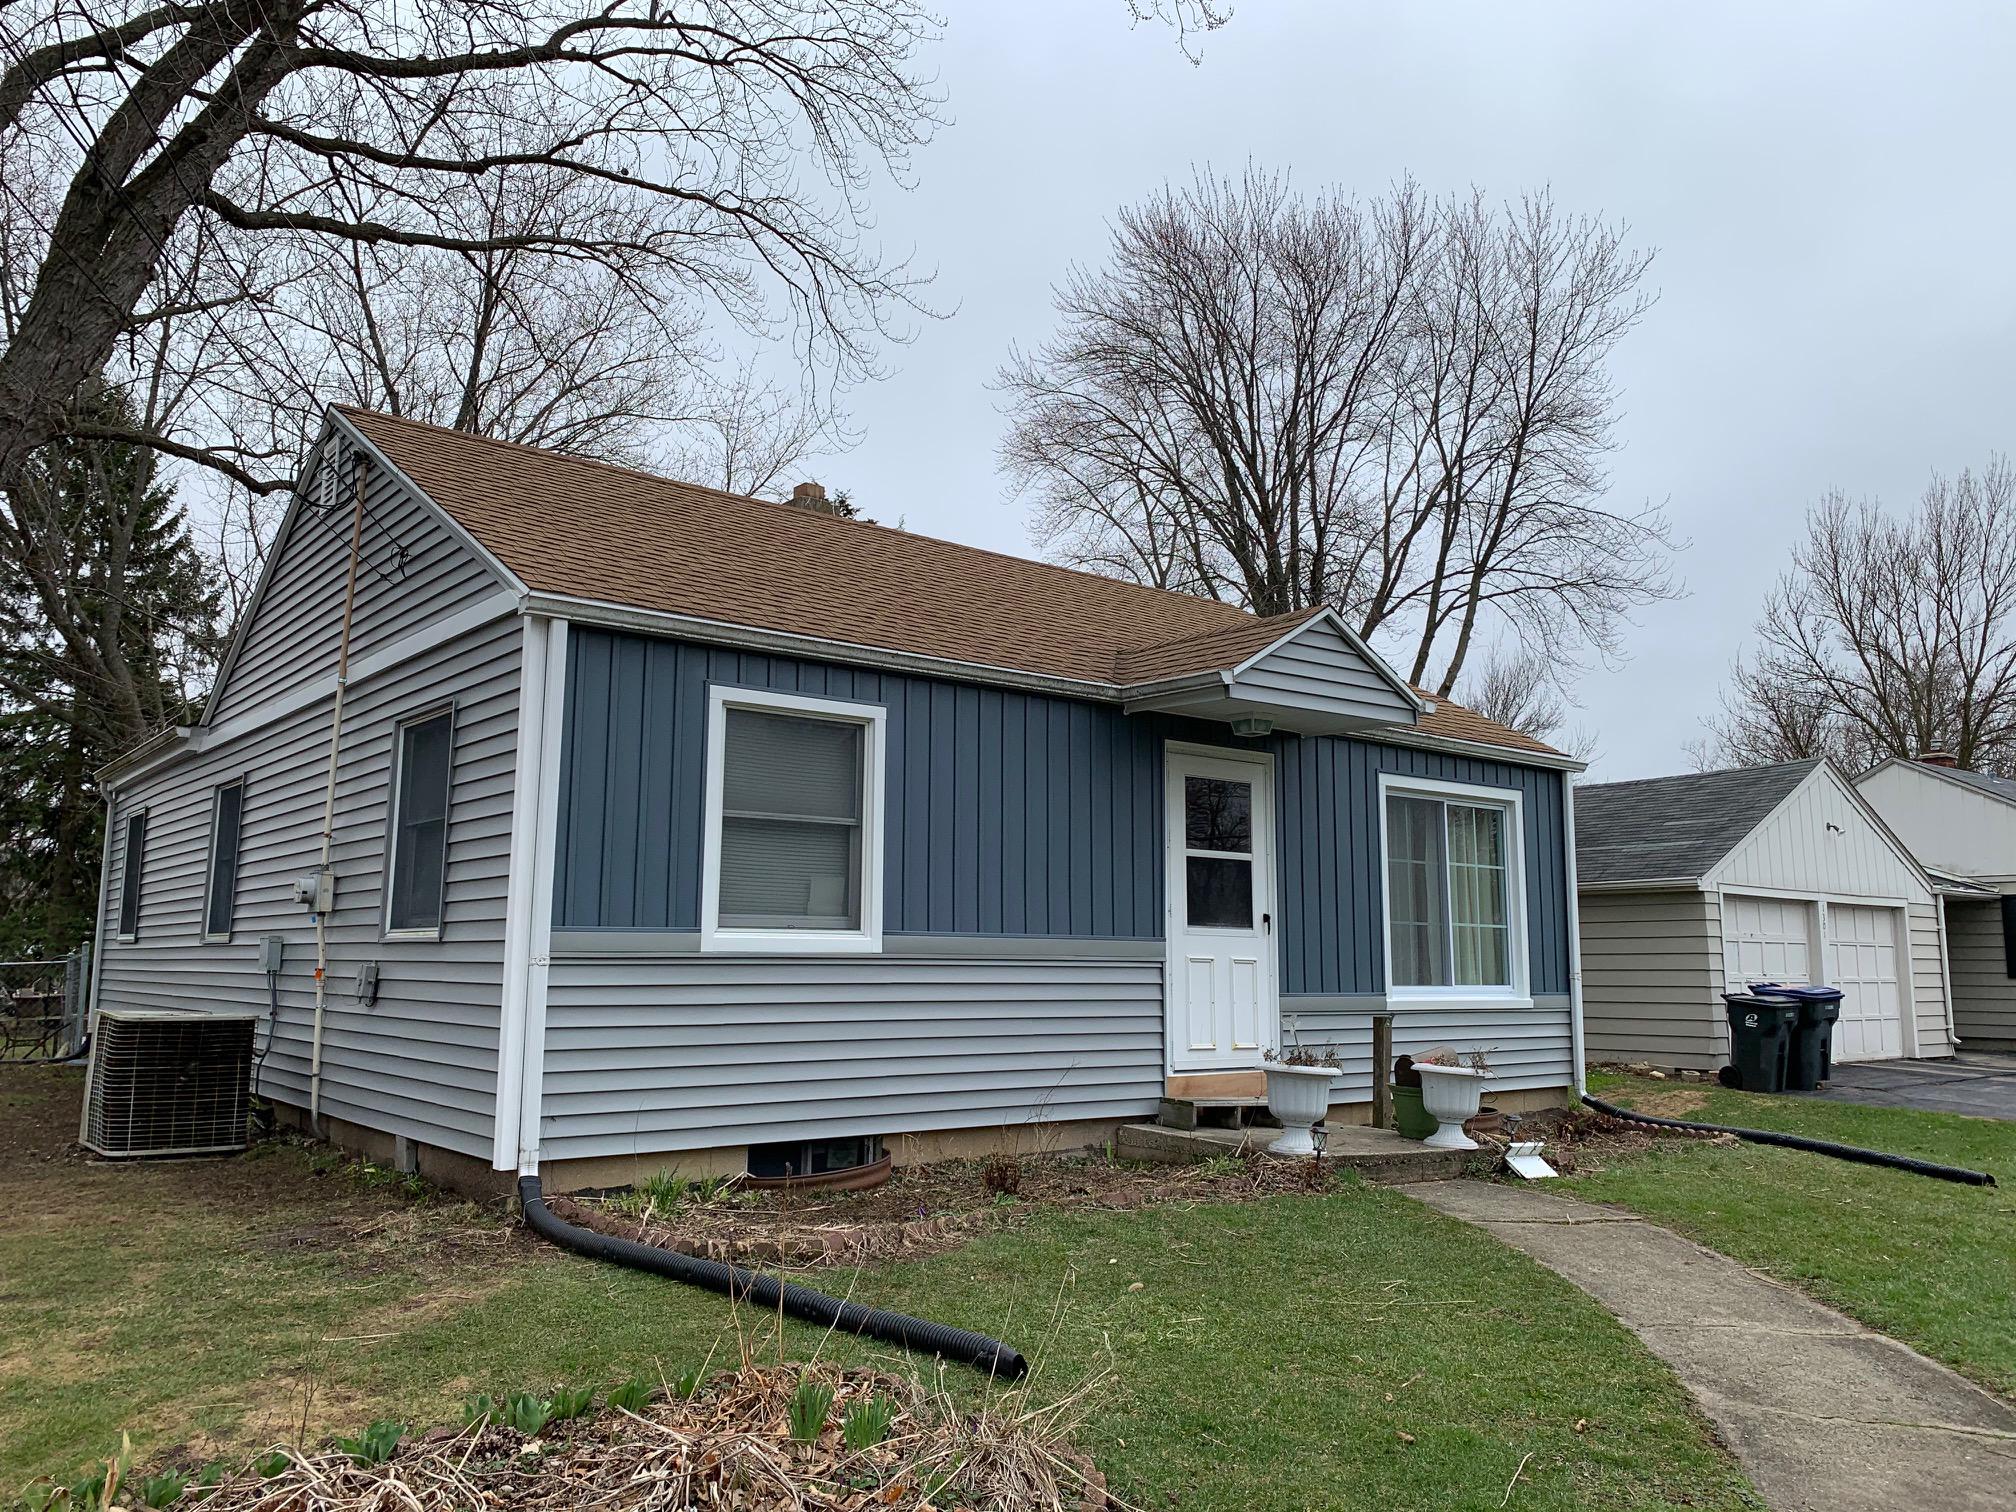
[[1392, 1084, 1437, 1140]]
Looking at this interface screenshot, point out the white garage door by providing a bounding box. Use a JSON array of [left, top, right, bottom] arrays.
[[1723, 894, 1815, 987], [1827, 904, 1906, 1063]]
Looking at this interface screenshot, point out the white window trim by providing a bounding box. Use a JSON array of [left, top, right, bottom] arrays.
[[1377, 771, 1531, 1006], [700, 685, 887, 955], [383, 704, 457, 942], [201, 777, 246, 944]]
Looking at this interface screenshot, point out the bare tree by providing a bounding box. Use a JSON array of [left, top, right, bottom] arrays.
[[1000, 170, 1678, 698], [1458, 646, 1595, 758], [1698, 460, 2016, 774], [665, 356, 849, 499]]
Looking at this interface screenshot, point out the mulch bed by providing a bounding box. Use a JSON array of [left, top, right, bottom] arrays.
[[136, 1363, 1115, 1511], [554, 1148, 1348, 1268], [1510, 1104, 1734, 1176]]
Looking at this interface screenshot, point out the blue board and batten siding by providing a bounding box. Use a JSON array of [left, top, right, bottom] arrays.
[[542, 627, 1574, 1161], [553, 629, 1570, 992]]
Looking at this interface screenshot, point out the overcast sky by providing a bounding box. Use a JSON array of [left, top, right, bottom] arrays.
[[815, 1, 2016, 781]]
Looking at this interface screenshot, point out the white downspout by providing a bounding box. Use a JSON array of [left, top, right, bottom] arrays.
[[1562, 774, 1588, 1096], [309, 460, 369, 1132], [493, 614, 551, 1169], [1935, 893, 1960, 1050], [515, 619, 568, 1175]]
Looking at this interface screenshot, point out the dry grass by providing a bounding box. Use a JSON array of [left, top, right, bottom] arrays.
[[559, 1147, 1352, 1269], [104, 1363, 1117, 1512]]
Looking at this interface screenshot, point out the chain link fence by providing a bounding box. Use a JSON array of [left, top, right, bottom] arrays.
[[0, 946, 90, 1062]]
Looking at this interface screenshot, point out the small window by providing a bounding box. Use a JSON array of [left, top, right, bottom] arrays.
[[703, 688, 885, 951], [386, 710, 454, 936], [1183, 774, 1255, 928], [116, 810, 147, 940], [1384, 787, 1519, 992], [204, 780, 245, 939]]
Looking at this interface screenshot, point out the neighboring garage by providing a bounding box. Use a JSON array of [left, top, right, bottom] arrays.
[[1574, 759, 1957, 1073]]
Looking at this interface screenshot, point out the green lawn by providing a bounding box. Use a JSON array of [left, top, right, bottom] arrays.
[[1573, 1073, 2016, 1398], [2, 1068, 1761, 1511]]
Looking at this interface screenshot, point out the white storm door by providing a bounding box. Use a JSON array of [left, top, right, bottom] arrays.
[[1722, 894, 1815, 988], [1165, 746, 1277, 1072], [1827, 904, 1906, 1062]]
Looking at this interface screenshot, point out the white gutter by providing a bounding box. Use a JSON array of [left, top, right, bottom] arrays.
[[1562, 775, 1588, 1097], [493, 615, 552, 1170], [512, 618, 569, 1175]]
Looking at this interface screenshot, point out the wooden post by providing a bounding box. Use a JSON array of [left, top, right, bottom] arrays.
[[1372, 1013, 1394, 1129]]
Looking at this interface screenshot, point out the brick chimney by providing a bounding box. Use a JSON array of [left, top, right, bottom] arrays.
[[1917, 749, 1960, 768], [789, 480, 838, 514]]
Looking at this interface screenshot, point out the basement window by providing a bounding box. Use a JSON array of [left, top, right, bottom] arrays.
[[748, 1135, 885, 1182], [701, 686, 886, 953]]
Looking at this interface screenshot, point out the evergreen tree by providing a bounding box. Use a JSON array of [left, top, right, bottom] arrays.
[[0, 388, 223, 956]]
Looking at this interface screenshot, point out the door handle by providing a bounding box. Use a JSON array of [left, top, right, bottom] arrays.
[[1262, 912, 1271, 934]]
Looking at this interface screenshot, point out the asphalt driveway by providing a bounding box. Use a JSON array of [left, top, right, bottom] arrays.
[[1804, 1052, 2016, 1121]]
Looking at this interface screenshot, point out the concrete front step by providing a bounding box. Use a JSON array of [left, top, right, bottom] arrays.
[[1115, 1120, 1472, 1183]]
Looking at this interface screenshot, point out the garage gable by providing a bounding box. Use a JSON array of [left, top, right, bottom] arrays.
[[1704, 762, 1933, 904]]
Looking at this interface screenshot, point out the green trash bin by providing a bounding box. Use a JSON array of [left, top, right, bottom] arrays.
[[1750, 983, 1845, 1091], [1720, 993, 1798, 1092]]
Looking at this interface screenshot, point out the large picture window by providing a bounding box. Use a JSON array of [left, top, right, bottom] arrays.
[[204, 780, 245, 940], [386, 709, 454, 936], [702, 688, 885, 952], [1383, 781, 1523, 994]]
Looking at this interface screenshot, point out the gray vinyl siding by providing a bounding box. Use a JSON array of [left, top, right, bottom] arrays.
[[207, 436, 508, 726], [1228, 619, 1418, 723], [1945, 897, 2016, 1051], [95, 491, 522, 1159], [554, 628, 1573, 998], [1281, 997, 1575, 1097], [538, 955, 1163, 1158], [1906, 900, 1953, 1056], [1577, 889, 1726, 1070]]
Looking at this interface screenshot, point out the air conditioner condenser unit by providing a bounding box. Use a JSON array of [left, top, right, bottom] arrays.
[[81, 1009, 260, 1158]]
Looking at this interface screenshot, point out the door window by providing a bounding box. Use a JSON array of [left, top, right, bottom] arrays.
[[1183, 774, 1254, 928]]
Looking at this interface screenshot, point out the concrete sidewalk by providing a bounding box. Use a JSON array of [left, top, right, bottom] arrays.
[[1396, 1180, 2016, 1512]]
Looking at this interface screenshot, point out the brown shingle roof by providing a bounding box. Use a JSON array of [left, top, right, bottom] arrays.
[[340, 408, 1561, 759]]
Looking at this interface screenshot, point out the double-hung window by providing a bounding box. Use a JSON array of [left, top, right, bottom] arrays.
[[701, 687, 885, 952], [204, 780, 245, 940], [116, 810, 147, 941], [386, 709, 455, 937], [1382, 776, 1526, 998]]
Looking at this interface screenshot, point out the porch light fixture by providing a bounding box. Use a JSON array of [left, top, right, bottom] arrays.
[[1229, 715, 1274, 739]]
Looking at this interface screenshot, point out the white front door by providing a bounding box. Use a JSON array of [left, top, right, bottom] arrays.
[[1165, 745, 1277, 1072], [1827, 904, 1907, 1062]]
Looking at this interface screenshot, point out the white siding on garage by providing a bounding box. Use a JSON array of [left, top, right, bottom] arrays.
[[1857, 762, 2016, 882], [1706, 766, 1932, 904], [1577, 890, 1725, 1070], [1944, 896, 2016, 1051]]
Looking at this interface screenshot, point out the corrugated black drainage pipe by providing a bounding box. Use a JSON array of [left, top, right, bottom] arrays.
[[517, 1176, 1028, 1378], [1581, 1095, 1996, 1187]]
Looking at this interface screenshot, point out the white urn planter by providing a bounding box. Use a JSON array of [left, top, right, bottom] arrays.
[[1414, 1063, 1494, 1150], [1263, 1063, 1342, 1156]]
